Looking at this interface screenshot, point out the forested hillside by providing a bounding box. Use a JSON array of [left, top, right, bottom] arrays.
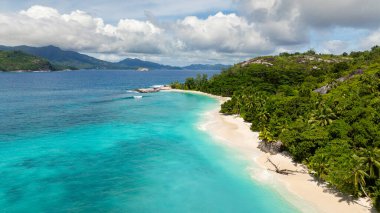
[[172, 47, 380, 210], [0, 50, 55, 71]]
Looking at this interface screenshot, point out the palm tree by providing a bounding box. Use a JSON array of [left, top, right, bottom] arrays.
[[257, 110, 270, 122], [244, 95, 254, 112], [348, 148, 380, 198], [254, 94, 270, 127], [259, 127, 275, 143], [354, 148, 380, 179], [351, 167, 370, 198], [308, 107, 337, 127], [256, 94, 267, 109], [234, 93, 244, 114], [309, 153, 329, 180]]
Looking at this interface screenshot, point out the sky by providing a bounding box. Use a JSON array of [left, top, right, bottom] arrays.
[[0, 0, 379, 66]]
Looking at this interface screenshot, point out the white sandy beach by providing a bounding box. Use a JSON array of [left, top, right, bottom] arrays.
[[167, 89, 373, 213]]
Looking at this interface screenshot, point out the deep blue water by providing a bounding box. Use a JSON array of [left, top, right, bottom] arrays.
[[0, 70, 299, 212]]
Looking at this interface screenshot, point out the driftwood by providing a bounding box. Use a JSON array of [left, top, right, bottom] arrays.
[[266, 157, 300, 175]]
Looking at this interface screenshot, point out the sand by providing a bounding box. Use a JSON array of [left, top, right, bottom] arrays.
[[166, 89, 373, 213]]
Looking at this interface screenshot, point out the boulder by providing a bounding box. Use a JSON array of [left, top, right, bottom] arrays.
[[257, 140, 284, 155]]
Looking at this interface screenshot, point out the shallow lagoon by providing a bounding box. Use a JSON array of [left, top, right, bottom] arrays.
[[0, 70, 299, 212]]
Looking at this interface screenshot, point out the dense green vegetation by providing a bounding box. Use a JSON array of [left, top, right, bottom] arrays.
[[0, 50, 56, 71], [172, 46, 380, 210]]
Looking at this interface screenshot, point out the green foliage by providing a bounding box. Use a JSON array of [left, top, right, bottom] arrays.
[[259, 127, 275, 143], [0, 50, 55, 71], [305, 49, 316, 55], [172, 46, 380, 208], [308, 106, 337, 127], [171, 74, 208, 91]]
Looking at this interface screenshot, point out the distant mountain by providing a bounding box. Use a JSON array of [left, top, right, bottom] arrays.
[[0, 45, 178, 70], [0, 50, 56, 71], [182, 64, 231, 70], [116, 58, 180, 70], [0, 45, 230, 71], [0, 45, 114, 69]]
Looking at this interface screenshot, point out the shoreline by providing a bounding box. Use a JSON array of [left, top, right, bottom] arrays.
[[165, 89, 373, 213]]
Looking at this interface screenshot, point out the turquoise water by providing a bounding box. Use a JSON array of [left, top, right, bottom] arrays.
[[0, 70, 299, 212]]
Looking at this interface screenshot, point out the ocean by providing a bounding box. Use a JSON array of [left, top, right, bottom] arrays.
[[0, 70, 299, 212]]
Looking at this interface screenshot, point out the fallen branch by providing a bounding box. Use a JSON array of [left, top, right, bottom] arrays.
[[266, 157, 300, 175]]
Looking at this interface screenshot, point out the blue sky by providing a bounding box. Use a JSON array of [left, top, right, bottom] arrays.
[[0, 0, 379, 65]]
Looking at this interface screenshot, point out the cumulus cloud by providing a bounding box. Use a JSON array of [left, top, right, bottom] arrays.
[[20, 5, 60, 19], [0, 5, 171, 54], [175, 12, 271, 53], [360, 29, 380, 50], [237, 0, 380, 47], [1, 2, 380, 65], [321, 40, 348, 54], [0, 5, 275, 64], [239, 0, 380, 28], [237, 0, 307, 45], [297, 0, 380, 28]]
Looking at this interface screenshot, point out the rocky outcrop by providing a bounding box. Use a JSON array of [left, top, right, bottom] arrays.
[[257, 140, 284, 155], [313, 69, 364, 94], [313, 85, 331, 95], [239, 58, 274, 67], [135, 85, 172, 93], [136, 88, 160, 93]]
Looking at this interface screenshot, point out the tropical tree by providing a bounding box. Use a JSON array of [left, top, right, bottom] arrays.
[[259, 127, 275, 143], [308, 106, 337, 127], [244, 94, 254, 112], [354, 148, 380, 179], [308, 152, 329, 179], [171, 47, 380, 209], [350, 165, 370, 197]]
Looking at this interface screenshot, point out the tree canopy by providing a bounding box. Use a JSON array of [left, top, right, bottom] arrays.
[[172, 47, 380, 210]]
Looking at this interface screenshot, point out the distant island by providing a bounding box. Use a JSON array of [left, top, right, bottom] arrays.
[[172, 46, 380, 211], [0, 45, 230, 71]]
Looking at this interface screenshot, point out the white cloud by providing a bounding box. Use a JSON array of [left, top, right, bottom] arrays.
[[239, 0, 380, 29], [1, 2, 380, 66], [175, 12, 271, 53], [321, 40, 348, 54], [0, 5, 171, 54], [360, 29, 380, 50], [0, 5, 278, 65], [237, 0, 380, 47], [297, 0, 380, 28], [85, 53, 125, 62], [237, 0, 306, 45], [20, 5, 60, 19]]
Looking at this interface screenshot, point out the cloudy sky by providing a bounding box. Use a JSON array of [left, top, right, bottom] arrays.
[[0, 0, 379, 66]]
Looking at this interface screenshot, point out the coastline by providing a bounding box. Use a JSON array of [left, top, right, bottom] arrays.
[[165, 89, 373, 213]]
